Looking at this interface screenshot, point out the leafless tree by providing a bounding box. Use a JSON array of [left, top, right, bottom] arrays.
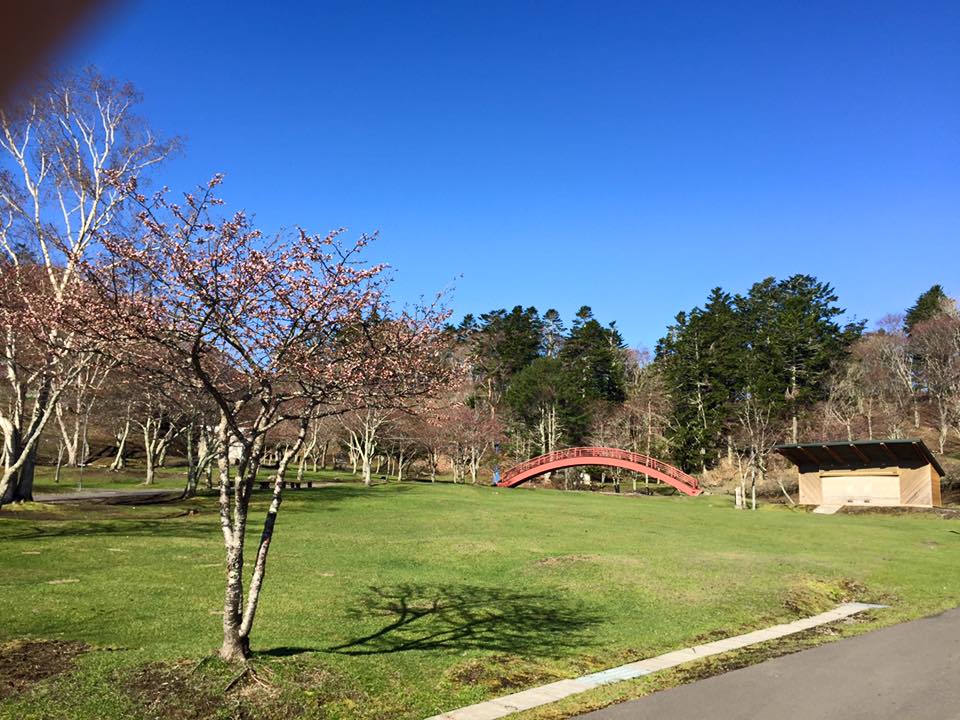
[[911, 315, 960, 453], [340, 407, 393, 486]]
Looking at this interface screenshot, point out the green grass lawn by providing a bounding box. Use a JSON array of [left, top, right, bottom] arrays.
[[2, 481, 959, 719]]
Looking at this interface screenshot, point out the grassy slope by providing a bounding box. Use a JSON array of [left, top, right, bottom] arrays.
[[1, 482, 959, 719]]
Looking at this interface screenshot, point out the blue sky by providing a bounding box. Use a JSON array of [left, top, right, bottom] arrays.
[[63, 1, 959, 349]]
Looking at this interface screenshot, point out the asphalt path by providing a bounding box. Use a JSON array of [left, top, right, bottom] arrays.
[[578, 608, 960, 720], [33, 488, 180, 503]]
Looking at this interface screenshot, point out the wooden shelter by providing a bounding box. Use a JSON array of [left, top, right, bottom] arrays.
[[774, 439, 944, 508]]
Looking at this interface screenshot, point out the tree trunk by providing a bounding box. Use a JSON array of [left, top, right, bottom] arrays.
[[110, 415, 131, 472], [317, 439, 328, 472], [470, 450, 479, 483], [184, 425, 199, 497], [938, 415, 948, 453], [221, 535, 250, 662], [20, 447, 36, 501], [0, 381, 59, 507], [56, 408, 80, 467], [296, 451, 307, 485], [143, 420, 157, 485], [79, 405, 93, 467], [221, 418, 308, 662], [141, 416, 168, 485], [217, 415, 252, 662], [55, 442, 65, 484], [361, 454, 372, 486], [1, 444, 38, 504], [777, 476, 795, 505], [1, 427, 39, 504], [144, 451, 155, 485]]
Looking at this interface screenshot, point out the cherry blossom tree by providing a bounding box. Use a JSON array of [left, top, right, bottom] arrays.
[[340, 407, 393, 485], [380, 412, 423, 482], [93, 177, 448, 662], [444, 400, 501, 483], [53, 354, 114, 467]]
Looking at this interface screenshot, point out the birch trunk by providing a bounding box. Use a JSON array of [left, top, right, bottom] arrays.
[[55, 404, 81, 467], [361, 453, 372, 486], [55, 442, 65, 484], [184, 425, 198, 497], [0, 377, 60, 505], [110, 413, 131, 472], [142, 419, 159, 485]]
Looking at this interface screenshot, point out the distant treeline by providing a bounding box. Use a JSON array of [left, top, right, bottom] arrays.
[[450, 281, 959, 482]]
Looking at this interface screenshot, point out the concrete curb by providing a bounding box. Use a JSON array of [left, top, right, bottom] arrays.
[[425, 602, 885, 720]]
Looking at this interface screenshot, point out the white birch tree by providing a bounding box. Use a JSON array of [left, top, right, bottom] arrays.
[[0, 70, 173, 504]]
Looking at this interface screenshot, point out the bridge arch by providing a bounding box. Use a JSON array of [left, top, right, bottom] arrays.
[[497, 447, 701, 496]]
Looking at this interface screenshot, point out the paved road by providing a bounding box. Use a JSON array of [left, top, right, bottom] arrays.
[[578, 608, 960, 720], [33, 488, 180, 504]]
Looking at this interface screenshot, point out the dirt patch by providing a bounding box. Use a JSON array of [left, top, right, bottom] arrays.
[[840, 505, 960, 519], [124, 661, 290, 720], [0, 639, 89, 699], [124, 661, 224, 720], [446, 655, 561, 692], [534, 554, 598, 568]]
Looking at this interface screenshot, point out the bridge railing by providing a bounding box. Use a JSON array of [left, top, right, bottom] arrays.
[[499, 446, 699, 490]]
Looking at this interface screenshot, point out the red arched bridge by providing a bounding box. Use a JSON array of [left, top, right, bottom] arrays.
[[496, 447, 702, 496]]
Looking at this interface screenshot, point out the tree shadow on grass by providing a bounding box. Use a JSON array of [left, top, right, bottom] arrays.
[[257, 646, 318, 657], [1, 484, 414, 538], [326, 584, 603, 657], [0, 516, 213, 541], [293, 483, 417, 511]]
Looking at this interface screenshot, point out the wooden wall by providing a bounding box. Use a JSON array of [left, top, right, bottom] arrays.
[[796, 462, 941, 508]]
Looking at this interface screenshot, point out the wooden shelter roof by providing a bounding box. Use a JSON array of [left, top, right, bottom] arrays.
[[773, 439, 945, 476]]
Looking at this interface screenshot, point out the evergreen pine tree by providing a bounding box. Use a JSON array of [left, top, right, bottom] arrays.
[[905, 285, 951, 335]]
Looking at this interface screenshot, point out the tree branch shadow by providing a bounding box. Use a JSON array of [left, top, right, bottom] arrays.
[[326, 583, 602, 657], [0, 515, 212, 541]]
